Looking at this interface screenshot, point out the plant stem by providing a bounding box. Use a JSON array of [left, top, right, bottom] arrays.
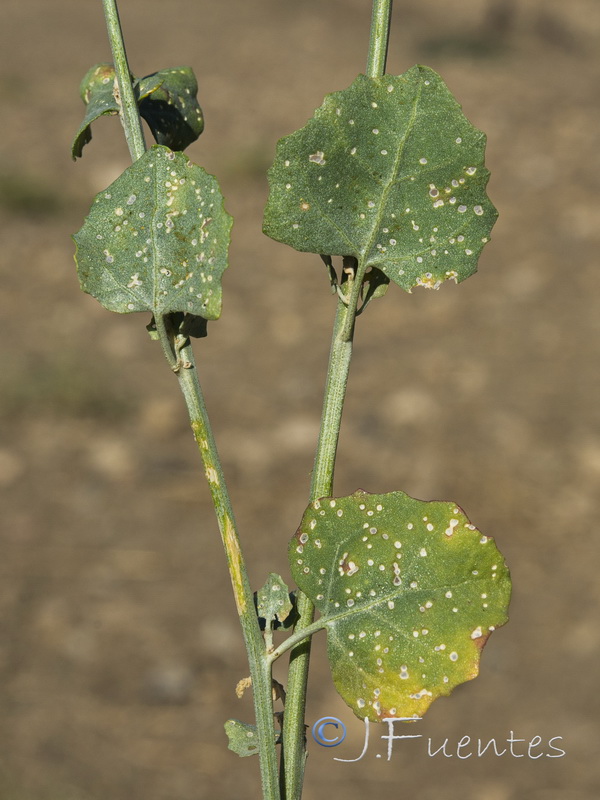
[[174, 339, 281, 800], [310, 300, 355, 498], [366, 0, 393, 79], [102, 0, 147, 161], [100, 3, 279, 795], [281, 6, 394, 793], [268, 619, 328, 665], [281, 294, 355, 800]]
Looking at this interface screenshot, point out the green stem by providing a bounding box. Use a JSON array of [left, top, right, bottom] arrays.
[[268, 619, 328, 666], [102, 0, 147, 161], [366, 0, 393, 79], [311, 299, 356, 498], [281, 292, 356, 800], [100, 3, 279, 794], [174, 338, 281, 800], [281, 8, 394, 793]]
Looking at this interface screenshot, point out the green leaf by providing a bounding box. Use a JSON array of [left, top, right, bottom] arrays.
[[72, 64, 119, 159], [263, 65, 497, 292], [73, 145, 232, 320], [290, 489, 511, 721], [72, 64, 203, 159], [138, 67, 204, 151], [224, 720, 260, 758], [256, 573, 295, 630], [361, 266, 390, 306]]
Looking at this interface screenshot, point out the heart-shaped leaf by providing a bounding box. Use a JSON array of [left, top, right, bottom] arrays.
[[73, 145, 232, 320], [264, 65, 497, 291], [290, 489, 511, 721]]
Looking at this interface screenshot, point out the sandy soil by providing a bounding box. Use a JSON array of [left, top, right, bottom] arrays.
[[1, 1, 599, 798]]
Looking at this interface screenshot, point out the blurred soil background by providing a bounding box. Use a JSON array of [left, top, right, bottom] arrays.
[[1, 0, 599, 798]]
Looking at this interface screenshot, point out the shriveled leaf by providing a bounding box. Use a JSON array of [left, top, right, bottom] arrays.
[[362, 266, 390, 305], [224, 720, 260, 758], [290, 489, 511, 721], [74, 145, 231, 320], [72, 64, 203, 159], [72, 64, 119, 159], [138, 67, 204, 151], [146, 312, 208, 341], [256, 573, 294, 630], [264, 65, 497, 292]]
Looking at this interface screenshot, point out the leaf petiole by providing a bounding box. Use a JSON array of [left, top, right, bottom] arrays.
[[267, 618, 329, 666]]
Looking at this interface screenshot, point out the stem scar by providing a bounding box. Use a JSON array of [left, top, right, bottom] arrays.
[[225, 514, 247, 614]]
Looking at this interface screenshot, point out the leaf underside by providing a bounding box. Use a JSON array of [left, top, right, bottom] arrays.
[[290, 489, 511, 722], [73, 145, 232, 320], [264, 65, 497, 291]]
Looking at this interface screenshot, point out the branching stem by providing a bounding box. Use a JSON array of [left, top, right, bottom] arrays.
[[99, 1, 394, 798]]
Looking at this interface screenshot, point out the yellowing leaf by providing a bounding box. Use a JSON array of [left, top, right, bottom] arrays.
[[290, 489, 511, 721]]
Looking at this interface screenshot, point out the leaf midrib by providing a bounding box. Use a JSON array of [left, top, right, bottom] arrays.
[[360, 75, 424, 265], [318, 572, 499, 639]]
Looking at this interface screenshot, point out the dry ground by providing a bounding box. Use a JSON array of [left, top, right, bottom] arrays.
[[1, 1, 599, 798]]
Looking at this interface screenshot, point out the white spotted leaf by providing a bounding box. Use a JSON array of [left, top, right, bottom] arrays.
[[72, 64, 120, 159], [73, 145, 232, 320], [256, 573, 294, 630], [72, 64, 203, 159], [290, 489, 511, 721], [224, 720, 260, 758], [138, 67, 205, 152], [263, 66, 497, 291]]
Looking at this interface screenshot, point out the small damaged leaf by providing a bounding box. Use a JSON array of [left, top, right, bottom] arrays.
[[138, 67, 204, 151], [290, 489, 511, 722], [256, 573, 296, 631], [73, 145, 232, 320], [72, 64, 203, 159], [146, 312, 208, 341], [360, 266, 390, 308], [224, 719, 260, 758], [72, 64, 119, 159]]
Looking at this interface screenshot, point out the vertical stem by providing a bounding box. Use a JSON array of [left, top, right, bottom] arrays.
[[175, 340, 281, 800], [366, 0, 393, 79], [310, 301, 355, 499], [99, 3, 279, 795], [102, 0, 147, 161], [282, 295, 355, 800], [282, 6, 394, 793]]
